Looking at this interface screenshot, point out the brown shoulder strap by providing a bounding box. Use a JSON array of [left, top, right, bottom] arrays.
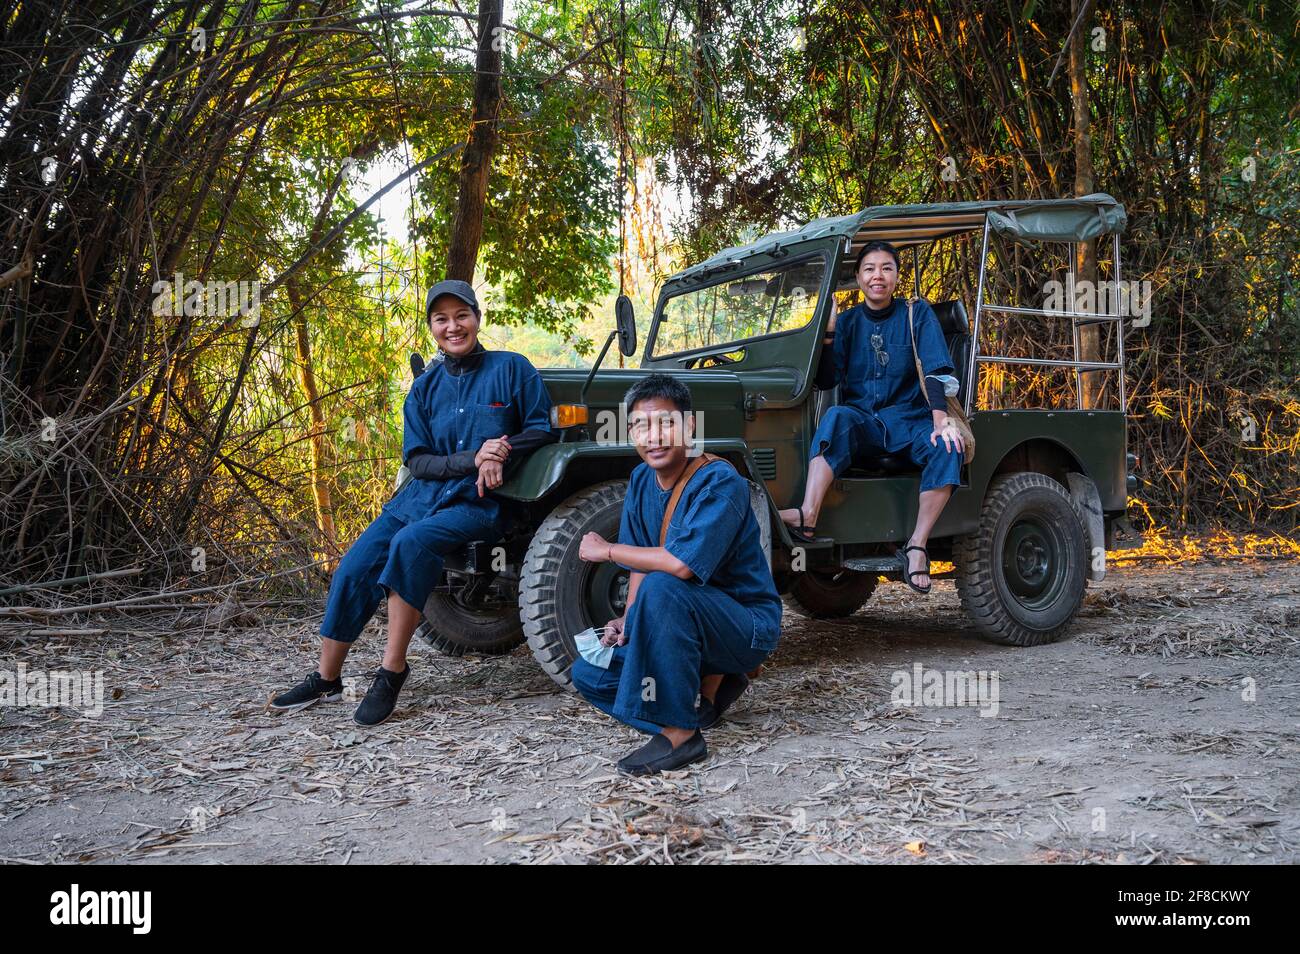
[[658, 452, 732, 546], [906, 296, 927, 390]]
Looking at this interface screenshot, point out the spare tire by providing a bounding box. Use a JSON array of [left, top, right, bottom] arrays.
[[785, 568, 877, 619], [414, 576, 524, 657]]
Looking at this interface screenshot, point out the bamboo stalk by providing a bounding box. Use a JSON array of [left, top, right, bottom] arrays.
[[0, 567, 143, 598], [0, 560, 329, 619]]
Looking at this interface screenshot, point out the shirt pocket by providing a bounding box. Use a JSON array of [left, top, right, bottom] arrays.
[[470, 403, 515, 445], [884, 337, 915, 389]]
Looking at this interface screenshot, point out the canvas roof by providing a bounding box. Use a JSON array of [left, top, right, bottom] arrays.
[[672, 193, 1127, 284]]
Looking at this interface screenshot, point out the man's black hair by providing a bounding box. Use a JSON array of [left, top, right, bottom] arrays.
[[854, 239, 901, 272], [624, 373, 692, 415]]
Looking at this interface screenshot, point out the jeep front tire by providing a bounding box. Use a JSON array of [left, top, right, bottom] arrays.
[[519, 480, 630, 688]]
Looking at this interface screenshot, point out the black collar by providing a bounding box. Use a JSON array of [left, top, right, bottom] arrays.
[[863, 299, 896, 321], [442, 342, 486, 376]]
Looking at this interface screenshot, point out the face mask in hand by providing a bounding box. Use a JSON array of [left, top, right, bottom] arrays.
[[574, 626, 614, 670]]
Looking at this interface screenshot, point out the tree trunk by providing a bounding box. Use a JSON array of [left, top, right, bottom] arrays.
[[1069, 0, 1103, 409], [288, 279, 338, 564], [446, 0, 503, 283]]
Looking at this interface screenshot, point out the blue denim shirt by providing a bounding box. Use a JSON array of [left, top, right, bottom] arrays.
[[829, 298, 954, 452], [383, 350, 553, 525], [618, 461, 782, 651]]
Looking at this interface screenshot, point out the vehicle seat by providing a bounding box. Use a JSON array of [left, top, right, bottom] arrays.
[[821, 299, 971, 477], [932, 300, 971, 408]]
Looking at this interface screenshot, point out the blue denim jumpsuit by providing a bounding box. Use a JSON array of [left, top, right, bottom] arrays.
[[320, 349, 552, 643], [570, 461, 783, 733], [810, 298, 961, 492]]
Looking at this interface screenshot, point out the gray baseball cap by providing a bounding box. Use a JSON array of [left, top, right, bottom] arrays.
[[425, 279, 480, 317]]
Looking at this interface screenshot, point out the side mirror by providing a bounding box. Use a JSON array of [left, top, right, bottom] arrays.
[[615, 294, 637, 357]]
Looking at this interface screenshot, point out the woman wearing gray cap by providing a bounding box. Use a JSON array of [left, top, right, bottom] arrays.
[[272, 280, 556, 725]]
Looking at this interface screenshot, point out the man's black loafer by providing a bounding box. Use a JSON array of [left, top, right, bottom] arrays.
[[698, 672, 750, 730], [616, 730, 707, 776]]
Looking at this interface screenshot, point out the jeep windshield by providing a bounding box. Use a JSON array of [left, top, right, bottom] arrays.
[[650, 255, 828, 360]]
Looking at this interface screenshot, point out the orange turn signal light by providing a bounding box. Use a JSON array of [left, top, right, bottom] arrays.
[[551, 404, 589, 428]]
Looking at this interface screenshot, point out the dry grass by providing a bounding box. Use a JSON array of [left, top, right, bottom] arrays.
[[1, 535, 1297, 864]]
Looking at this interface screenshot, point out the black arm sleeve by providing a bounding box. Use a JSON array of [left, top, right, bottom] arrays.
[[407, 450, 477, 480], [924, 377, 948, 413], [814, 339, 838, 390], [501, 426, 558, 475], [411, 429, 557, 481], [505, 427, 559, 456]]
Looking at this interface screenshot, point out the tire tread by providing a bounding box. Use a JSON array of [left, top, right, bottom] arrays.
[[954, 472, 1087, 647]]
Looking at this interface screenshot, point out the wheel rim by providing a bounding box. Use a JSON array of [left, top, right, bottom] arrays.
[[1000, 514, 1065, 611], [582, 561, 628, 627]]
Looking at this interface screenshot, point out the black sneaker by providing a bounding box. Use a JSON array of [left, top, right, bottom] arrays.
[[353, 664, 410, 726], [271, 670, 343, 712], [616, 730, 708, 776]]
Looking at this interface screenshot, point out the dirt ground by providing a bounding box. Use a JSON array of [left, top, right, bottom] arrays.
[[2, 553, 1298, 864]]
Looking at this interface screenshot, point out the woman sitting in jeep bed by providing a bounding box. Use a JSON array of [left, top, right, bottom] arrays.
[[779, 240, 965, 593]]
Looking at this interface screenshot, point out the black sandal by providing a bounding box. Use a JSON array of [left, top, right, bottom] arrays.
[[896, 544, 932, 594], [789, 507, 824, 543]]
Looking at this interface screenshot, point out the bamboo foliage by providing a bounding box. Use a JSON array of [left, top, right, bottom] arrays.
[[1, 0, 1296, 600], [1, 1, 634, 590]]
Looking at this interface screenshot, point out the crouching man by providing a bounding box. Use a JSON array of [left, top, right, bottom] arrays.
[[572, 374, 782, 775]]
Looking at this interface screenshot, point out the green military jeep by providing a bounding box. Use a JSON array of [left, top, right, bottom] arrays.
[[414, 195, 1140, 687]]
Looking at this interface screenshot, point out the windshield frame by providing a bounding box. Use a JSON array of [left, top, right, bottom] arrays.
[[646, 249, 834, 363]]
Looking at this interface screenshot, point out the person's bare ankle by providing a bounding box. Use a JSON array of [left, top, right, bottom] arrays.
[[700, 675, 723, 703], [661, 726, 695, 748], [906, 540, 929, 583]]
